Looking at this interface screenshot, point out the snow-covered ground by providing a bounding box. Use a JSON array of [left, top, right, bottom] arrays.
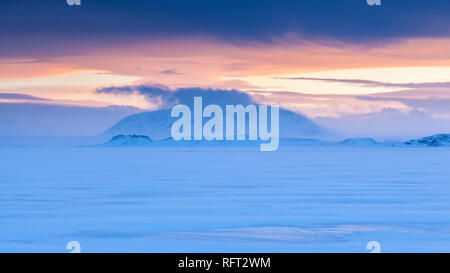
[[1, 146, 450, 252]]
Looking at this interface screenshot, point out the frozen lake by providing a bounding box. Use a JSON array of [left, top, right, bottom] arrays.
[[1, 146, 450, 252]]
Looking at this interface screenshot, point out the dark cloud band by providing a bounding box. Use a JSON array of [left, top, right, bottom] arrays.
[[95, 85, 255, 109], [2, 0, 450, 57]]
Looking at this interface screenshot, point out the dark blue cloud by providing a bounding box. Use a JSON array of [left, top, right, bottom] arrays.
[[2, 0, 450, 57], [96, 84, 255, 108]]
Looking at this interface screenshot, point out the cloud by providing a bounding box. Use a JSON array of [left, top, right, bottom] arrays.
[[0, 103, 140, 136], [159, 69, 182, 75], [96, 84, 255, 109], [357, 96, 450, 118], [314, 108, 450, 140], [250, 90, 413, 118], [250, 88, 450, 139], [3, 0, 450, 60], [0, 93, 48, 101], [277, 77, 450, 89]]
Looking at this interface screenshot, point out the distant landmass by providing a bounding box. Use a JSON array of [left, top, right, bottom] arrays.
[[97, 135, 153, 147], [338, 138, 379, 146], [403, 134, 450, 147], [95, 134, 450, 148]]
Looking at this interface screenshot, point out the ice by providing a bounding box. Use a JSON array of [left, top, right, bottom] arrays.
[[1, 145, 450, 252]]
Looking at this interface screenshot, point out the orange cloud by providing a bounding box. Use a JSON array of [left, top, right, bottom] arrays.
[[2, 37, 450, 116]]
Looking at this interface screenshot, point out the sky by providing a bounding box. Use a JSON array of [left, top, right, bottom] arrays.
[[1, 0, 450, 138]]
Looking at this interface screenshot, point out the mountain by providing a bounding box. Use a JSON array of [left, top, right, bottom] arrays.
[[338, 135, 450, 147], [102, 108, 327, 140], [338, 138, 379, 146], [404, 134, 450, 147], [102, 110, 173, 140], [97, 135, 153, 147]]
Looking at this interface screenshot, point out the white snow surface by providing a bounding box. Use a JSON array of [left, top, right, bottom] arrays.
[[1, 146, 450, 252]]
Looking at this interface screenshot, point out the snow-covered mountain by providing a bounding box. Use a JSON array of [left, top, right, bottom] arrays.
[[97, 135, 153, 147], [338, 138, 380, 146], [404, 134, 450, 146], [102, 110, 173, 140], [102, 108, 327, 140], [338, 135, 450, 147]]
